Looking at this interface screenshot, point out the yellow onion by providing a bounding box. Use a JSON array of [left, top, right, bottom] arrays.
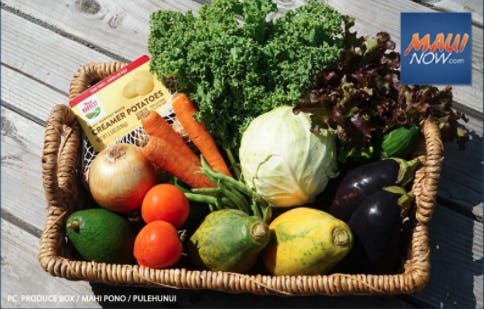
[[88, 143, 156, 213]]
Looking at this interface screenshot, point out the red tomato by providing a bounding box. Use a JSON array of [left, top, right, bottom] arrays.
[[133, 220, 182, 268], [141, 184, 189, 227]]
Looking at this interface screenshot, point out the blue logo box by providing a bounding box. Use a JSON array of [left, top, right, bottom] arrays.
[[400, 12, 472, 85]]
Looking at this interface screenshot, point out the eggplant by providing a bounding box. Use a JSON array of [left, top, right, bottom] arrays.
[[338, 186, 413, 274], [328, 158, 419, 222]]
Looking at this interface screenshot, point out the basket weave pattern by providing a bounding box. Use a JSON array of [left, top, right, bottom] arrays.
[[40, 61, 443, 295]]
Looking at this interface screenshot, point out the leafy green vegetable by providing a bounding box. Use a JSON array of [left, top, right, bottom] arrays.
[[239, 106, 338, 208], [148, 0, 344, 151], [296, 22, 468, 162]]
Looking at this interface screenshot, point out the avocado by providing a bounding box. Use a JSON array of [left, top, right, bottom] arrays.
[[65, 208, 135, 264]]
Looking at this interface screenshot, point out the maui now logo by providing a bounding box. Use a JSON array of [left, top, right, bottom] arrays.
[[404, 33, 469, 65], [401, 13, 471, 85]]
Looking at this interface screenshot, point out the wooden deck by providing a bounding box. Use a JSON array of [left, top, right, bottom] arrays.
[[1, 0, 482, 307]]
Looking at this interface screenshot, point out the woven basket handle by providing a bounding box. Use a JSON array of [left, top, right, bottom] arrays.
[[416, 119, 444, 223], [42, 104, 81, 208]]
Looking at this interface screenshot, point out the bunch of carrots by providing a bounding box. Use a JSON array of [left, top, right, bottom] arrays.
[[141, 93, 233, 188]]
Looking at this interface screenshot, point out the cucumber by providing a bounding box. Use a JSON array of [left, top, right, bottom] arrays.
[[381, 126, 420, 158], [187, 209, 270, 273]]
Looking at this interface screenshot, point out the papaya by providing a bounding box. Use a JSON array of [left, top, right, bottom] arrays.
[[187, 209, 270, 273], [262, 207, 352, 275]]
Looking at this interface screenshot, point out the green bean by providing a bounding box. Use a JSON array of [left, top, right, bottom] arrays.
[[223, 147, 241, 179], [197, 156, 271, 219], [201, 156, 254, 196], [184, 192, 218, 204], [173, 177, 190, 193], [221, 185, 250, 213], [191, 188, 222, 196]]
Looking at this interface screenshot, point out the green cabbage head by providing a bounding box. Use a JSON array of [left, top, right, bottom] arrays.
[[239, 106, 338, 207]]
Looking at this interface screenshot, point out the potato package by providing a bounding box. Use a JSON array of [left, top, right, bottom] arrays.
[[69, 55, 172, 151]]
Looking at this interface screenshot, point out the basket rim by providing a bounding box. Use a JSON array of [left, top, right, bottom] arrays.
[[39, 61, 444, 296]]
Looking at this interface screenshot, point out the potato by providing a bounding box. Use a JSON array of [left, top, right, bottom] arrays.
[[123, 82, 138, 99], [122, 71, 154, 98], [134, 75, 154, 96]]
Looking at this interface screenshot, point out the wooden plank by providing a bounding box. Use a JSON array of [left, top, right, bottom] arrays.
[[0, 106, 53, 233], [414, 0, 483, 26], [413, 205, 483, 308], [1, 65, 67, 123], [1, 10, 113, 98], [3, 0, 482, 114], [1, 0, 202, 61], [437, 114, 483, 219], [439, 134, 483, 219], [0, 63, 72, 234], [0, 220, 100, 308]]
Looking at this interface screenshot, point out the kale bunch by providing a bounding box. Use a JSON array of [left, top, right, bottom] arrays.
[[148, 0, 344, 152]]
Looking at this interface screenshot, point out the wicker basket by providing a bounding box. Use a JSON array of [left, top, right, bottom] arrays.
[[39, 61, 443, 296]]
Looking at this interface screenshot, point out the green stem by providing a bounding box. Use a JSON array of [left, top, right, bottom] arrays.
[[250, 199, 261, 219], [66, 221, 80, 233], [253, 194, 271, 222], [383, 186, 415, 217], [261, 206, 271, 223], [224, 147, 241, 179], [394, 157, 421, 186]]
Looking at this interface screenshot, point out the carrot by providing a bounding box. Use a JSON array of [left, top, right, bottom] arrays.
[[141, 111, 200, 166], [142, 137, 214, 188], [172, 93, 233, 177], [143, 112, 188, 152], [141, 111, 214, 188]]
